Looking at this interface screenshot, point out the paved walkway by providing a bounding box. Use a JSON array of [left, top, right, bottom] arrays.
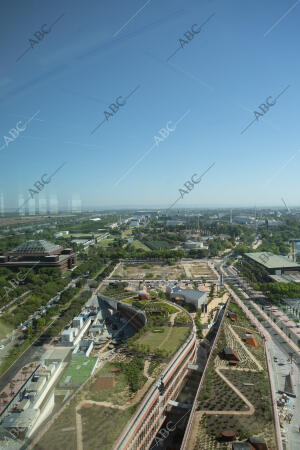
[[251, 302, 300, 359], [183, 263, 192, 279]]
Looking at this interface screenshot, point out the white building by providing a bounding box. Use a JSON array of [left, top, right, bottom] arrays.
[[54, 231, 69, 238], [183, 240, 208, 250], [166, 285, 207, 310]]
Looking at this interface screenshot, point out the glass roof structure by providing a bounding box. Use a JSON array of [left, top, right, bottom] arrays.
[[9, 240, 62, 255]]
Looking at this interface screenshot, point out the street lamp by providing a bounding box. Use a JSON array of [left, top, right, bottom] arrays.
[[273, 317, 287, 336]]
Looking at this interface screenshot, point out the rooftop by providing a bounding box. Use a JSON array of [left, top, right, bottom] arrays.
[[245, 252, 300, 269], [9, 240, 63, 255], [224, 347, 234, 355]]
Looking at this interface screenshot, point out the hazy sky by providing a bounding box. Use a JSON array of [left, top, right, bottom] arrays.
[[0, 0, 299, 210]]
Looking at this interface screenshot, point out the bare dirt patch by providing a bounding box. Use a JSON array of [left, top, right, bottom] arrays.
[[91, 376, 115, 392]]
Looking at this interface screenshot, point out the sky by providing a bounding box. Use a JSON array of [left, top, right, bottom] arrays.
[[0, 0, 300, 211]]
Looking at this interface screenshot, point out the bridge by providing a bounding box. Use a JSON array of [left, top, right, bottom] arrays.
[[168, 400, 192, 409]]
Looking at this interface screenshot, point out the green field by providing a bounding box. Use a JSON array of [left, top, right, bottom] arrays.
[[141, 240, 175, 250], [121, 229, 133, 238], [86, 362, 132, 405], [81, 404, 137, 450], [137, 326, 190, 354], [94, 238, 115, 248], [60, 356, 97, 387], [127, 240, 150, 250]]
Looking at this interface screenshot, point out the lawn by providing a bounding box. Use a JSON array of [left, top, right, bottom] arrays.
[[80, 404, 137, 450], [36, 396, 78, 450], [137, 326, 190, 354], [130, 240, 151, 251], [94, 238, 115, 248], [86, 362, 131, 405], [60, 356, 97, 387], [0, 319, 14, 339]]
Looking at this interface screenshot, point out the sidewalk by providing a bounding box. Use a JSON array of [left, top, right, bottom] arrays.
[[250, 302, 300, 360]]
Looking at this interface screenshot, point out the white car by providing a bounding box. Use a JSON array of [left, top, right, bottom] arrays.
[[0, 345, 4, 350]]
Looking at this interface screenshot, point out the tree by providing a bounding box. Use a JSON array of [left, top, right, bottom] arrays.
[[0, 391, 8, 405], [9, 382, 15, 396]]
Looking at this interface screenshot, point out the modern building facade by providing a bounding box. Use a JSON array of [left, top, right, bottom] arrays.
[[0, 240, 77, 273], [166, 286, 207, 310], [244, 252, 300, 277]]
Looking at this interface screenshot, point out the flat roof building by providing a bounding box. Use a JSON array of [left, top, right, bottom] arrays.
[[244, 252, 300, 277]]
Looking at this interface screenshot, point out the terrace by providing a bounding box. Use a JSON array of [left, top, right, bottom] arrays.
[[191, 300, 276, 449]]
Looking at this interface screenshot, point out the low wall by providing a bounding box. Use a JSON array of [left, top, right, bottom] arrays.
[[98, 294, 147, 331]]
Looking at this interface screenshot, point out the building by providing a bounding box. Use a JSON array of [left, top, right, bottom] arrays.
[[183, 240, 208, 250], [73, 339, 93, 357], [60, 315, 92, 347], [54, 231, 69, 238], [223, 347, 240, 362], [166, 286, 207, 310], [0, 240, 77, 273], [233, 216, 255, 225], [245, 333, 258, 347], [166, 219, 184, 227], [244, 252, 300, 280], [137, 291, 151, 300], [61, 328, 77, 344], [232, 443, 252, 450], [1, 360, 65, 439], [248, 436, 268, 450], [228, 311, 237, 322], [2, 409, 40, 440]]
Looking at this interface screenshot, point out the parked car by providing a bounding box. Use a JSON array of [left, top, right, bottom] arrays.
[[0, 345, 4, 350], [274, 357, 278, 362]]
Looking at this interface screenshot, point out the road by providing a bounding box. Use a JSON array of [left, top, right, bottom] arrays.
[[0, 331, 50, 392], [0, 262, 113, 392], [221, 262, 300, 450]]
